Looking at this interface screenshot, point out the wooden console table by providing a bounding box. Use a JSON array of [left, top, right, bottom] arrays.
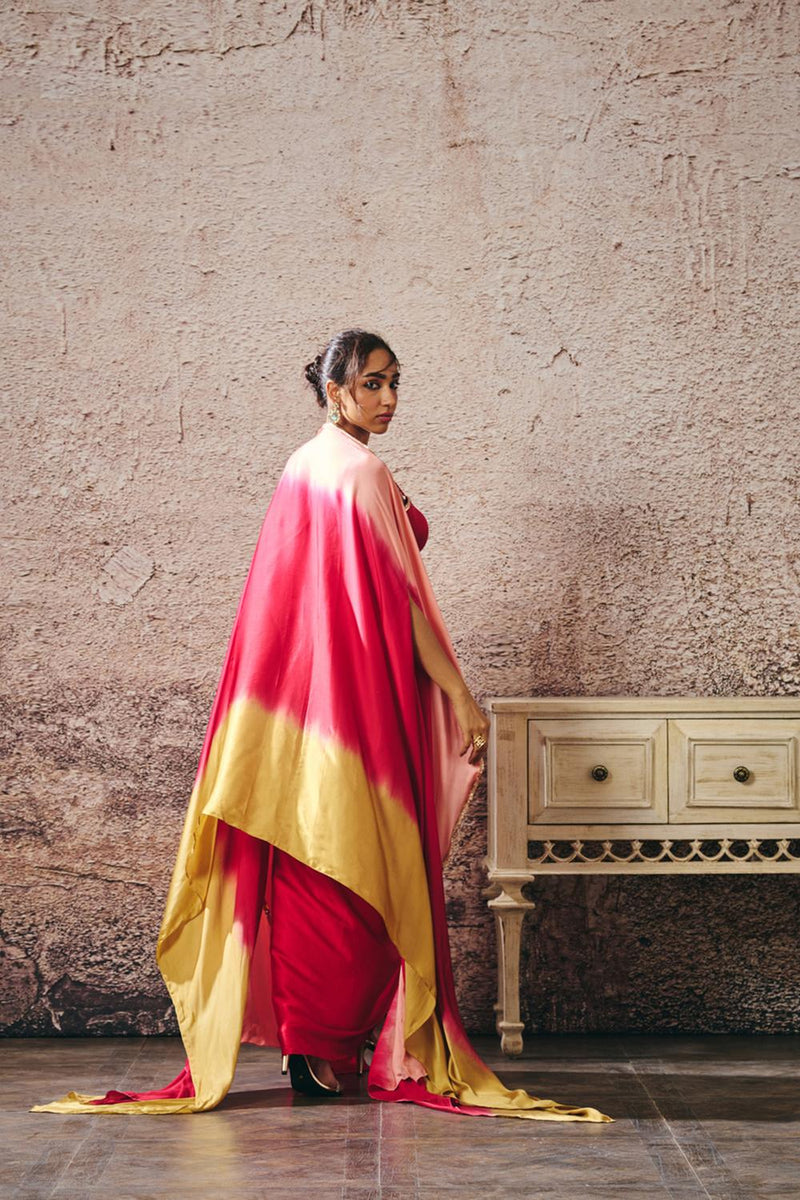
[[485, 696, 800, 1056]]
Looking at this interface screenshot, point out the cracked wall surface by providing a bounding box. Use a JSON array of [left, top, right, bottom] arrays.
[[2, 0, 800, 1038]]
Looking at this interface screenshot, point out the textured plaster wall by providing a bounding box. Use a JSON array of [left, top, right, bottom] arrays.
[[2, 0, 800, 1038]]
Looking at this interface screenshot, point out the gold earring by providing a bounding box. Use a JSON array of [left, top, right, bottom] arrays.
[[328, 399, 341, 423]]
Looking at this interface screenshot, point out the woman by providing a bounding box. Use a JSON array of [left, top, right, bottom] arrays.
[[34, 329, 611, 1123]]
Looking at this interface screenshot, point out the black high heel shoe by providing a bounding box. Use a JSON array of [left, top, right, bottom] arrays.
[[281, 1054, 343, 1097], [357, 1036, 377, 1076]]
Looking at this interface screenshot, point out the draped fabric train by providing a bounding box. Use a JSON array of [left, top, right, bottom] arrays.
[[32, 421, 612, 1123]]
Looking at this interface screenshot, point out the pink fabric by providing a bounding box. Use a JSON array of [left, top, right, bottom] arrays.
[[369, 1077, 494, 1116], [83, 489, 432, 1110], [203, 474, 427, 830], [72, 432, 491, 1115], [87, 1063, 195, 1104]]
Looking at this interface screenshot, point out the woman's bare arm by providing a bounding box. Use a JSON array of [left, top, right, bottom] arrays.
[[409, 597, 489, 763], [409, 597, 467, 701]]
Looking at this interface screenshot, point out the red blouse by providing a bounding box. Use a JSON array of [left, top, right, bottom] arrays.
[[399, 490, 429, 552]]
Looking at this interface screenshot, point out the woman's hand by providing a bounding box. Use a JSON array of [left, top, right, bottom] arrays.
[[450, 686, 490, 765]]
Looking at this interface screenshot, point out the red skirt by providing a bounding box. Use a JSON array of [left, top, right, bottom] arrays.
[[268, 846, 401, 1062]]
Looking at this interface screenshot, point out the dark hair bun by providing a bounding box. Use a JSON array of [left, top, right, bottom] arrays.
[[304, 355, 322, 388]]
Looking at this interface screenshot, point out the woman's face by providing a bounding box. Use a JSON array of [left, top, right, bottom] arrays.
[[326, 348, 400, 443]]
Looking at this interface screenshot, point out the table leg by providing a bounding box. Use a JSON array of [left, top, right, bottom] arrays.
[[487, 879, 535, 1057]]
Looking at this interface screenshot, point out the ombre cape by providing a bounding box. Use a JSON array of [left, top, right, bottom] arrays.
[[33, 421, 612, 1123]]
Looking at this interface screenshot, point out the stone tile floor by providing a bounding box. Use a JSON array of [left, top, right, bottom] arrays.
[[5, 1034, 800, 1199]]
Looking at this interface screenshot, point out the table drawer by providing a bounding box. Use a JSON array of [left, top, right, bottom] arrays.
[[668, 718, 800, 822], [528, 717, 667, 824]]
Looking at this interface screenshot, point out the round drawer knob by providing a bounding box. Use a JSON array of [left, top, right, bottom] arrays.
[[591, 764, 609, 782], [733, 765, 750, 783]]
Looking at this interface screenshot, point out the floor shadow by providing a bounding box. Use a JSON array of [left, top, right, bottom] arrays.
[[218, 1068, 800, 1121], [494, 1067, 800, 1122], [218, 1082, 373, 1112]]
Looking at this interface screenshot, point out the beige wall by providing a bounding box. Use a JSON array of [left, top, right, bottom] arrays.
[[3, 1, 800, 1035]]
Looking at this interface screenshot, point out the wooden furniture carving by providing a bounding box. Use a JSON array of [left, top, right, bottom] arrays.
[[485, 697, 800, 1056]]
